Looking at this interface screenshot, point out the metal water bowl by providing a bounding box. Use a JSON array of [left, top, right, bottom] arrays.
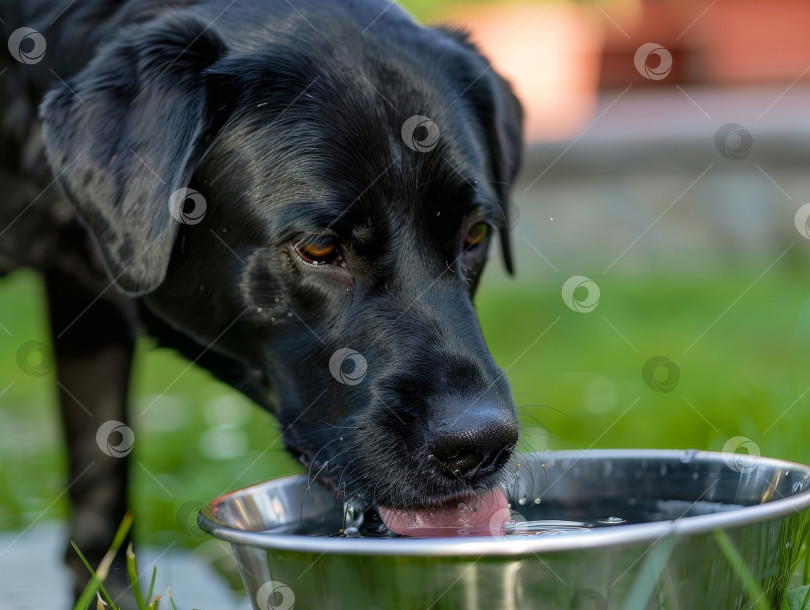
[[199, 450, 810, 609]]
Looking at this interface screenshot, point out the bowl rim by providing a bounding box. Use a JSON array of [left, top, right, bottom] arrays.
[[198, 449, 810, 557]]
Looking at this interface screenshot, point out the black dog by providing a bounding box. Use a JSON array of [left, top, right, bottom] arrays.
[[1, 0, 523, 596]]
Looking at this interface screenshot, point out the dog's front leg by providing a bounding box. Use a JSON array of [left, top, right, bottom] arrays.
[[45, 268, 136, 603]]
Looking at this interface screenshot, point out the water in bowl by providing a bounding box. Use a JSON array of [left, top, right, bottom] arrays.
[[273, 496, 744, 539]]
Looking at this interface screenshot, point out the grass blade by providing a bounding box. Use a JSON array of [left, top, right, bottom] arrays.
[[804, 536, 810, 588], [145, 566, 157, 604], [72, 511, 134, 610], [619, 534, 677, 609], [71, 542, 117, 610], [126, 542, 149, 610], [110, 511, 135, 554], [713, 529, 770, 610]]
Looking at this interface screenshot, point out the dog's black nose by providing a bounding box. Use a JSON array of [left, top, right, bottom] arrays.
[[428, 404, 518, 478]]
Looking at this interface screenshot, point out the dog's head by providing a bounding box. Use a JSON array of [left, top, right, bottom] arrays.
[[40, 9, 523, 527]]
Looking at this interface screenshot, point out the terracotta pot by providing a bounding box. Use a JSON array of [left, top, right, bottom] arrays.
[[437, 2, 606, 142]]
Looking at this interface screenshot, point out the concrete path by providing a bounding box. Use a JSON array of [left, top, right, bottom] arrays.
[[0, 523, 251, 610]]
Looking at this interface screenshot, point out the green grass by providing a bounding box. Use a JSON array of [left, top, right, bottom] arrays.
[[399, 0, 507, 22], [481, 265, 810, 466]]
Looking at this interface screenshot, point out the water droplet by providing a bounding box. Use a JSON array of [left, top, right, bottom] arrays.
[[518, 497, 527, 506], [274, 298, 280, 303], [534, 498, 541, 504], [287, 312, 293, 317], [257, 307, 263, 312]]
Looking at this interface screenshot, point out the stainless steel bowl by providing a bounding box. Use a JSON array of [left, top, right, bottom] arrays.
[[199, 450, 810, 609]]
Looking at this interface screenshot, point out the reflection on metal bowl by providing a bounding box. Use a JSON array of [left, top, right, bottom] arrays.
[[199, 449, 810, 609]]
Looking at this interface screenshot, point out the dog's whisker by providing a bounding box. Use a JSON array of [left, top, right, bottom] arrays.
[[335, 458, 359, 500], [510, 390, 546, 403], [517, 405, 567, 419], [513, 448, 546, 495], [516, 403, 564, 411], [524, 432, 579, 452], [316, 444, 360, 481], [516, 437, 544, 454], [517, 415, 551, 434], [304, 423, 364, 436], [305, 436, 344, 485], [303, 460, 333, 507], [299, 442, 362, 528], [519, 426, 565, 446], [317, 447, 362, 529]]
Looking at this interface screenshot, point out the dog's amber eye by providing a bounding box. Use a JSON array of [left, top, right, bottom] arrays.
[[465, 222, 489, 248], [295, 237, 337, 265]]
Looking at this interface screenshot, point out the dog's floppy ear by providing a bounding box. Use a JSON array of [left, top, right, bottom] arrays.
[[442, 29, 524, 273], [39, 15, 228, 296], [478, 70, 523, 274]]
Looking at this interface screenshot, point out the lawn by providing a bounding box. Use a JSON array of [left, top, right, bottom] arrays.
[[2, 258, 809, 551]]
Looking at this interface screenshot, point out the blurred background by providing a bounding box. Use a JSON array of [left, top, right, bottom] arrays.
[[3, 0, 810, 607]]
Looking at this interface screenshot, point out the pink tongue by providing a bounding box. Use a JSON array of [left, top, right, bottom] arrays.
[[379, 487, 510, 538]]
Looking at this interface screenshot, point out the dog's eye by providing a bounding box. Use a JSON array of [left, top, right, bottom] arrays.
[[465, 222, 489, 249], [295, 237, 338, 265]]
